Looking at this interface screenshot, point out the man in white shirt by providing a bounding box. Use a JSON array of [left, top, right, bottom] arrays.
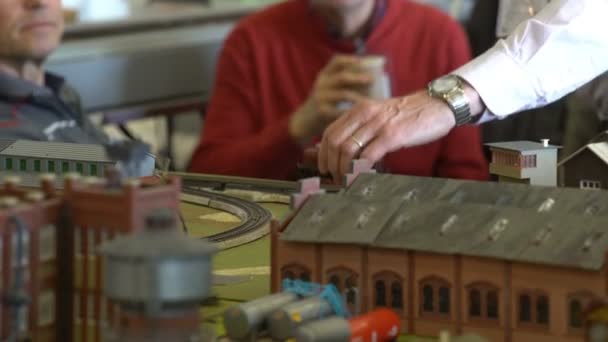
[[318, 0, 608, 181]]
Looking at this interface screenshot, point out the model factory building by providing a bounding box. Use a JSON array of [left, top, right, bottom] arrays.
[[0, 173, 181, 341], [272, 171, 608, 342]]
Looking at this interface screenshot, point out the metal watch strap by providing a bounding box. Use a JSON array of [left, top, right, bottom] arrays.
[[446, 88, 471, 126]]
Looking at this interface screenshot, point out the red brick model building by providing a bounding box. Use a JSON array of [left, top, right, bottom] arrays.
[[272, 172, 608, 342], [0, 173, 180, 342], [0, 176, 61, 341]]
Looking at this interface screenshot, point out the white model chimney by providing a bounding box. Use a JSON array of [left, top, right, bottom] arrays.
[[541, 139, 550, 147]]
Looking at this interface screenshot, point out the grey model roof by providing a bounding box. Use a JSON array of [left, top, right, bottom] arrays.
[[485, 141, 560, 152], [558, 141, 608, 167], [0, 140, 14, 152], [345, 173, 608, 216], [282, 194, 608, 271], [283, 173, 608, 271], [0, 139, 113, 163]]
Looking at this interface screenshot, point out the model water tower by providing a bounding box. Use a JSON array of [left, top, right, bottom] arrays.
[[99, 209, 217, 342]]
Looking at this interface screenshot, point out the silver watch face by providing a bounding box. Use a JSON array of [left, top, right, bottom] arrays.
[[432, 76, 459, 94]]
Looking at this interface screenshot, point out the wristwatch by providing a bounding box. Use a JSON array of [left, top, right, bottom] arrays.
[[427, 75, 471, 126]]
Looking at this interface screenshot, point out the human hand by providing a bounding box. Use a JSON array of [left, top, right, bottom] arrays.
[[289, 55, 372, 142], [318, 91, 456, 182]]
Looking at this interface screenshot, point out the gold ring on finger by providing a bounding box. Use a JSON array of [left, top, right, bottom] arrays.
[[351, 136, 364, 149]]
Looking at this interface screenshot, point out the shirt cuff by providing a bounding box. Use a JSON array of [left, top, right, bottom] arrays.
[[473, 110, 500, 124], [453, 42, 540, 117]]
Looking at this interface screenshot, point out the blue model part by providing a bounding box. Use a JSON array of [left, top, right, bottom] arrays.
[[281, 278, 323, 296], [320, 285, 350, 319], [281, 279, 350, 318]]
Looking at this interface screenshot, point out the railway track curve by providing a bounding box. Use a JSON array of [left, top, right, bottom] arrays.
[[181, 186, 273, 250], [174, 172, 342, 250]]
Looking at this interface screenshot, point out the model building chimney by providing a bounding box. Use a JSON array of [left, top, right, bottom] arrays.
[[541, 139, 550, 147]]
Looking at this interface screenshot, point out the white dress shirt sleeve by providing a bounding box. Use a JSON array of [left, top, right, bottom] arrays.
[[453, 0, 608, 121]]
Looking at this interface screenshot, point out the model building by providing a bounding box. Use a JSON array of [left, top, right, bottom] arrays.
[[272, 167, 608, 342], [0, 172, 181, 342], [486, 140, 559, 186], [559, 132, 608, 190], [0, 139, 155, 183], [100, 209, 216, 342]]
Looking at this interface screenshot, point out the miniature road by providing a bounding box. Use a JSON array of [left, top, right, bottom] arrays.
[[181, 187, 272, 250]]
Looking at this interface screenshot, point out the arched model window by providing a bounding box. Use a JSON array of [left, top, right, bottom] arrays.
[[467, 282, 500, 323], [373, 271, 404, 314], [419, 276, 451, 318], [568, 292, 596, 334], [327, 267, 359, 315], [518, 290, 550, 328], [281, 264, 311, 282]]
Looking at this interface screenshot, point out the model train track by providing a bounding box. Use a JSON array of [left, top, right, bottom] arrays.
[[172, 171, 342, 194], [181, 187, 272, 250], [174, 172, 342, 250]]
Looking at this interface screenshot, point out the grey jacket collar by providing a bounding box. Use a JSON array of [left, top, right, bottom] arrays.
[[0, 71, 66, 100]]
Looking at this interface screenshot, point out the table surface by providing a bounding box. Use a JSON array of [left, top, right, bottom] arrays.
[[182, 196, 433, 341]]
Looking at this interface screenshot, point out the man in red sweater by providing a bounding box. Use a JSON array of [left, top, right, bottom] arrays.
[[189, 0, 488, 181]]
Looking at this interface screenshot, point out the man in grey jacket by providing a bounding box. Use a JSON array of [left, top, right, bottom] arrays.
[[0, 0, 108, 143]]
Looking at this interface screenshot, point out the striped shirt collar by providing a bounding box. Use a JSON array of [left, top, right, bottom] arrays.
[[312, 0, 388, 51]]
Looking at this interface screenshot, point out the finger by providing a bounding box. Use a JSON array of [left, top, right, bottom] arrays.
[[318, 100, 362, 177], [318, 90, 367, 106], [318, 132, 329, 175], [335, 135, 363, 182], [338, 111, 395, 174], [323, 104, 375, 182], [319, 113, 355, 178], [345, 105, 396, 146], [326, 71, 373, 88], [323, 55, 362, 74], [326, 124, 346, 183], [318, 104, 343, 122]]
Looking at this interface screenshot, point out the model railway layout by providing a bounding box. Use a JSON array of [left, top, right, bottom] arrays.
[[174, 171, 341, 194], [181, 186, 273, 249], [176, 172, 345, 249]]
